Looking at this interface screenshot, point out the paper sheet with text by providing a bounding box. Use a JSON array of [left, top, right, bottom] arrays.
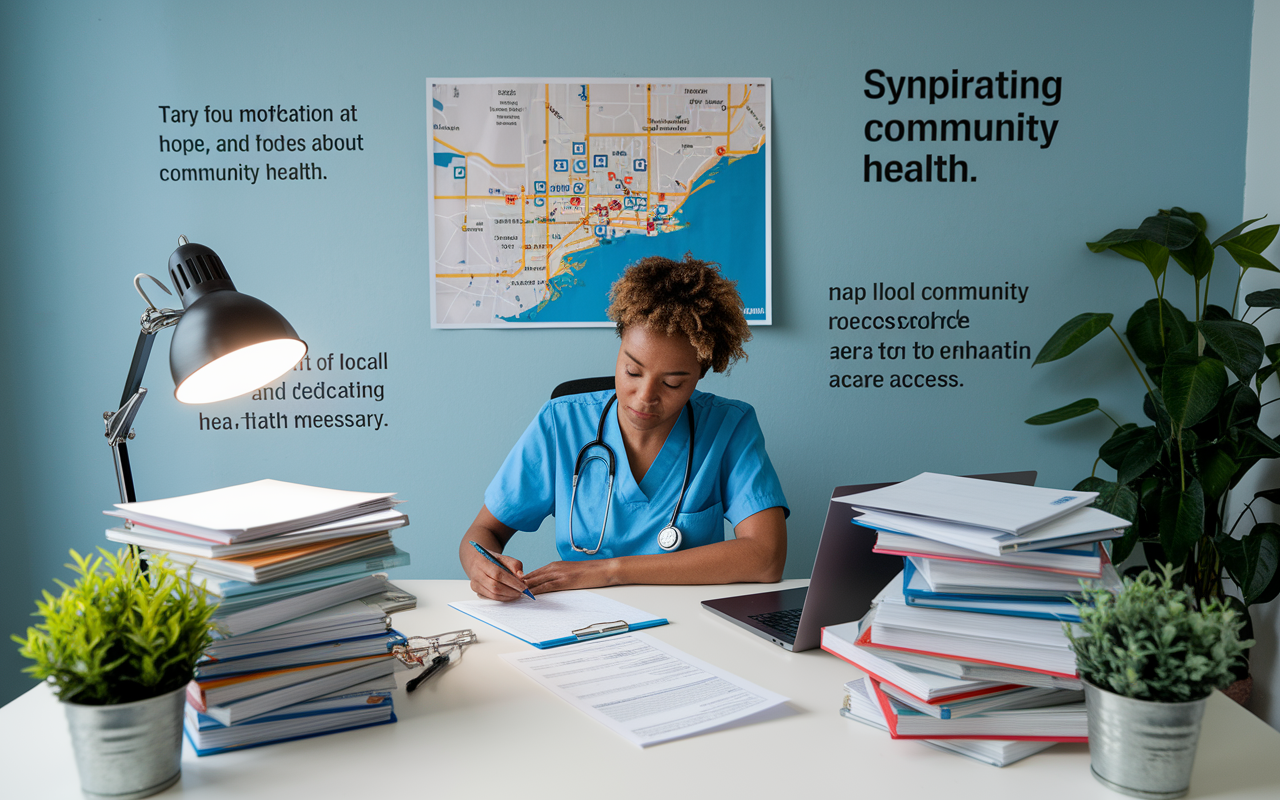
[[501, 632, 791, 747]]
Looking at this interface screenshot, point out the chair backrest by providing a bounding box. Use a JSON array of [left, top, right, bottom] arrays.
[[550, 376, 615, 399]]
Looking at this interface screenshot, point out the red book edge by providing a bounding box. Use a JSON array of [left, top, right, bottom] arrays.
[[821, 631, 1018, 706], [872, 546, 1102, 579], [868, 678, 1087, 742], [186, 653, 393, 711], [856, 621, 1079, 681], [186, 681, 206, 713]]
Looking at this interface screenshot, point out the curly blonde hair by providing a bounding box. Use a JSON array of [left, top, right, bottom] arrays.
[[606, 254, 752, 374]]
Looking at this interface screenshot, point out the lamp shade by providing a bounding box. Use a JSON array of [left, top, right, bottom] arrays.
[[166, 240, 307, 404]]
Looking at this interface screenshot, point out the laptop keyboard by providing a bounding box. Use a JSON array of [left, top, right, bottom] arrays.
[[748, 607, 803, 638]]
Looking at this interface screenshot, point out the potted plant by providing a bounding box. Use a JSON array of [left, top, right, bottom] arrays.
[[1026, 207, 1280, 683], [1066, 564, 1252, 798], [12, 548, 216, 800]]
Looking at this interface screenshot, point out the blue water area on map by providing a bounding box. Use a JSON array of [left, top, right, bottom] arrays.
[[432, 98, 444, 111], [434, 152, 463, 167], [500, 145, 767, 324]]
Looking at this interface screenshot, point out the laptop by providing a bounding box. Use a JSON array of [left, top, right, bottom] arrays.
[[701, 471, 1037, 651]]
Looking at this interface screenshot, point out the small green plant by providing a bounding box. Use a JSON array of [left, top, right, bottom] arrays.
[[12, 547, 217, 705], [1066, 564, 1253, 702]]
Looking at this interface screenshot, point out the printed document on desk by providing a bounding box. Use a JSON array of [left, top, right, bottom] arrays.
[[502, 632, 791, 747], [836, 472, 1098, 535], [449, 590, 667, 648]]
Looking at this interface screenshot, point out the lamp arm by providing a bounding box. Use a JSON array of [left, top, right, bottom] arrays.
[[104, 296, 183, 505]]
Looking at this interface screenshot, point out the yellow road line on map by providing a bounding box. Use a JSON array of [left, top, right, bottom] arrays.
[[545, 84, 551, 288], [547, 217, 590, 258], [433, 138, 524, 169], [582, 132, 721, 138], [646, 84, 652, 210], [727, 135, 766, 156], [435, 192, 690, 201], [439, 270, 521, 279], [584, 84, 592, 267], [726, 84, 733, 154]]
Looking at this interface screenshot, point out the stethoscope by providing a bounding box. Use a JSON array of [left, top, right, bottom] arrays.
[[568, 394, 695, 555]]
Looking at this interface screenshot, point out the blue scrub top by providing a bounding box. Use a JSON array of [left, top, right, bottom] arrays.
[[484, 389, 789, 560]]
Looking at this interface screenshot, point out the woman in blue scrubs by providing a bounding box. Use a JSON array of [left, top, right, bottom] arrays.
[[459, 255, 789, 600]]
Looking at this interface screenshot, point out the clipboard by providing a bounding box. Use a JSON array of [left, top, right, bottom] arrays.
[[448, 590, 669, 648]]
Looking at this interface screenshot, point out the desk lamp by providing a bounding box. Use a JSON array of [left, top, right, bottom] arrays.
[[104, 236, 308, 503]]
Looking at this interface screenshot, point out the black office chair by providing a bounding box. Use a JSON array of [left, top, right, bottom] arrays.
[[550, 376, 615, 399]]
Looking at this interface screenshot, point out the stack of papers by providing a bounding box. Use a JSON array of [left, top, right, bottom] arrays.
[[822, 473, 1125, 765], [184, 679, 396, 756], [105, 479, 399, 544], [841, 473, 1128, 622], [99, 479, 416, 755], [837, 472, 1102, 535], [840, 678, 1064, 767]]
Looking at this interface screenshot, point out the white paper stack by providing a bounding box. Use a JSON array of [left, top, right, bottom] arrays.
[[98, 479, 416, 755]]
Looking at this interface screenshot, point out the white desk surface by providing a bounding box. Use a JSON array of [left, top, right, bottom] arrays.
[[3, 579, 1279, 799]]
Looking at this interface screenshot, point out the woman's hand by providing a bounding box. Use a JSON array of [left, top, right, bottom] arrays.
[[459, 506, 529, 601], [524, 559, 617, 594]]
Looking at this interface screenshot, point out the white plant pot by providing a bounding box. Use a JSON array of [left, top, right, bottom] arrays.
[[61, 684, 187, 800], [1084, 678, 1209, 799]]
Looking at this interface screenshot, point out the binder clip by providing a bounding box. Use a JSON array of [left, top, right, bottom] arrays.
[[392, 629, 478, 692], [572, 620, 629, 641]]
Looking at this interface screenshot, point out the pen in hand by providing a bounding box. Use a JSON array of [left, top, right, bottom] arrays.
[[470, 540, 536, 600]]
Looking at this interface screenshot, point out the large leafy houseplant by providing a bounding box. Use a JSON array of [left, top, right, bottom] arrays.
[[1027, 207, 1280, 632], [13, 547, 216, 704]]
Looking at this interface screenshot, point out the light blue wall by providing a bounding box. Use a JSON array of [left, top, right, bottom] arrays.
[[0, 0, 1254, 705]]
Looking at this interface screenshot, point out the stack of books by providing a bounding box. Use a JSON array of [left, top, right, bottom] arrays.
[[821, 473, 1130, 767], [103, 479, 414, 755]]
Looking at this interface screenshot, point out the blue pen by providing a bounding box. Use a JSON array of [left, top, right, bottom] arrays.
[[470, 541, 536, 600]]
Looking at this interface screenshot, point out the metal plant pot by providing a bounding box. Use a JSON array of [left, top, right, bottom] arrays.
[[1084, 679, 1209, 800], [62, 684, 187, 800]]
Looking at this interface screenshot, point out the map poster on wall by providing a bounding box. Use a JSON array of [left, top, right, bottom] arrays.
[[427, 79, 771, 328]]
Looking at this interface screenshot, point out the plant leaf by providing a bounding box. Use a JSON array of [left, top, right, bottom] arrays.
[[1238, 426, 1280, 459], [1087, 228, 1140, 253], [1169, 232, 1214, 280], [1245, 288, 1280, 309], [1098, 423, 1144, 470], [1034, 313, 1114, 365], [1143, 389, 1172, 441], [1221, 523, 1280, 605], [1211, 215, 1267, 248], [1126, 299, 1194, 370], [1223, 381, 1254, 430], [1118, 429, 1163, 485], [1111, 240, 1170, 281], [1196, 319, 1265, 381], [1232, 224, 1279, 255], [1136, 213, 1200, 250], [1075, 477, 1140, 562], [1025, 398, 1100, 425], [1198, 447, 1239, 500], [1163, 207, 1209, 233], [1254, 488, 1280, 505], [1159, 479, 1205, 566], [1161, 352, 1227, 430], [1202, 303, 1233, 322], [1222, 240, 1280, 272]]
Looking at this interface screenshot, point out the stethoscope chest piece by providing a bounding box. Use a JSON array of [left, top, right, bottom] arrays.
[[657, 525, 683, 552]]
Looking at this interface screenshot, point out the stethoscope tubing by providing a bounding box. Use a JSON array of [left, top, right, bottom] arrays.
[[568, 394, 695, 555]]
